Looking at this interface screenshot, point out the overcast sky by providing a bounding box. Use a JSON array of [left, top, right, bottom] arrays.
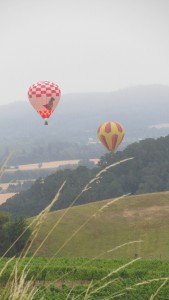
[[0, 0, 169, 104]]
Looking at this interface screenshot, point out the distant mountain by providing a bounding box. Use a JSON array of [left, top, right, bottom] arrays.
[[0, 84, 169, 164]]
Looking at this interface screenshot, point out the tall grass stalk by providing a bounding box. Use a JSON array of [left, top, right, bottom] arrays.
[[83, 279, 93, 300], [45, 240, 143, 291], [0, 179, 66, 261], [0, 265, 38, 300], [0, 152, 13, 181], [0, 181, 66, 300], [90, 259, 141, 297], [33, 157, 134, 280], [36, 192, 129, 285], [149, 278, 168, 300], [45, 239, 143, 290], [0, 257, 14, 278], [49, 193, 130, 257], [22, 181, 66, 262], [102, 277, 169, 300], [8, 268, 37, 300], [102, 292, 126, 300], [82, 157, 134, 193], [65, 286, 75, 300], [99, 257, 141, 283], [87, 278, 119, 298], [73, 257, 141, 300]]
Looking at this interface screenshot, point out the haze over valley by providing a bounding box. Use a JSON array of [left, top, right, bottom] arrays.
[[1, 84, 169, 166]]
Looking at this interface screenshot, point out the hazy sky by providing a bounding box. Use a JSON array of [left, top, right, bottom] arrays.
[[0, 0, 169, 104]]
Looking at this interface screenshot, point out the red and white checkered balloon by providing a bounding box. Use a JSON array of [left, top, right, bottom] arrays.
[[28, 81, 61, 122]]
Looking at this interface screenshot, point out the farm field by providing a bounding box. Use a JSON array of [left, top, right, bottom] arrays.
[[0, 193, 16, 205], [0, 158, 99, 198], [5, 159, 99, 172], [29, 190, 169, 259], [1, 257, 169, 299]]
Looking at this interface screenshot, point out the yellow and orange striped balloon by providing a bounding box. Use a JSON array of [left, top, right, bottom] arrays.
[[97, 121, 124, 152]]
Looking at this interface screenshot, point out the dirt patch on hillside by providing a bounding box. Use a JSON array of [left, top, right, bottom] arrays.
[[122, 205, 169, 219]]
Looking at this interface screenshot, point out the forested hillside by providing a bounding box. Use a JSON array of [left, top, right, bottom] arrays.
[[1, 135, 169, 217]]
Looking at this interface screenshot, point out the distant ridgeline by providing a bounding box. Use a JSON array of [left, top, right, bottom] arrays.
[[1, 85, 169, 166], [1, 135, 169, 218]]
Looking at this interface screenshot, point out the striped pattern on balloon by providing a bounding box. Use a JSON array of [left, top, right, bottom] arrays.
[[97, 121, 124, 152]]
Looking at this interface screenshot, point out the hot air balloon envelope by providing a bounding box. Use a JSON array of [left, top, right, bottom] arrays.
[[28, 81, 61, 124], [97, 121, 124, 152]]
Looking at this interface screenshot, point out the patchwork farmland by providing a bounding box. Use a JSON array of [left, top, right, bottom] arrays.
[[0, 159, 99, 204]]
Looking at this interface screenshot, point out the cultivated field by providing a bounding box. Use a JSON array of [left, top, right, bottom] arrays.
[[0, 193, 16, 204], [1, 257, 169, 299], [5, 159, 99, 172]]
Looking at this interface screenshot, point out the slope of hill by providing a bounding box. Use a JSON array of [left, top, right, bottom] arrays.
[[1, 84, 169, 165], [29, 191, 169, 259]]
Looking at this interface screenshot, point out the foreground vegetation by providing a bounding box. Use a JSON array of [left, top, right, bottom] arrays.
[[0, 212, 30, 257], [0, 257, 169, 299]]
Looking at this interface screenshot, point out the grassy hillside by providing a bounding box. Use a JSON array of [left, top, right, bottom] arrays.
[[29, 191, 169, 259]]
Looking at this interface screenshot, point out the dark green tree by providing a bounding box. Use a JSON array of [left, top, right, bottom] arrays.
[[0, 212, 31, 257]]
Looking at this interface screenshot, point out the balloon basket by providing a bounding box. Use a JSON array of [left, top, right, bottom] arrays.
[[44, 120, 48, 125]]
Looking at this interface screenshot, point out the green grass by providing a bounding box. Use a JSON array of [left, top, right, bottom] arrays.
[[1, 257, 169, 299], [29, 190, 169, 259]]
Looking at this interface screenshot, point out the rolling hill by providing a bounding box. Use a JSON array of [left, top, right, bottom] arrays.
[[29, 191, 169, 259]]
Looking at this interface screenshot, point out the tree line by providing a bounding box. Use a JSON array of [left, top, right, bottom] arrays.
[[1, 141, 104, 166], [0, 212, 31, 257], [1, 135, 169, 218]]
